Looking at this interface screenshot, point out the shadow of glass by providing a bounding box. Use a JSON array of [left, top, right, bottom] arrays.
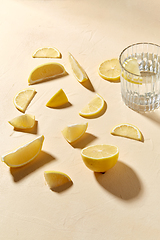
[[70, 133, 98, 149], [14, 120, 38, 134], [141, 110, 160, 125], [81, 78, 95, 92], [10, 151, 56, 182], [50, 181, 73, 193], [80, 101, 107, 119], [94, 161, 142, 201]]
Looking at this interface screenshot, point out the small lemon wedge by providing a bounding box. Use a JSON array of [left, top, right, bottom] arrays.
[[1, 135, 44, 167], [62, 122, 88, 143], [44, 171, 72, 189], [79, 94, 105, 117], [46, 89, 68, 108], [111, 123, 142, 141], [81, 144, 119, 172], [8, 114, 35, 129], [98, 58, 121, 81], [32, 47, 61, 58], [28, 62, 66, 85], [13, 88, 36, 113], [68, 52, 89, 82]]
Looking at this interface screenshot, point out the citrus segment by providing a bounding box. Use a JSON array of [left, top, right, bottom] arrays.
[[44, 171, 72, 189], [8, 114, 35, 129], [98, 58, 121, 81], [111, 123, 142, 141], [28, 63, 66, 85], [68, 52, 89, 82], [46, 89, 68, 108], [79, 94, 104, 117], [32, 47, 61, 58], [1, 135, 44, 167], [13, 88, 36, 113], [81, 144, 119, 172], [62, 122, 88, 143]]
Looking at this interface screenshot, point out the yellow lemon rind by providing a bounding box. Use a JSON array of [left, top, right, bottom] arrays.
[[111, 123, 142, 141], [8, 114, 35, 129], [1, 135, 44, 168], [32, 47, 61, 58], [28, 62, 66, 85], [81, 144, 119, 172], [44, 170, 72, 188], [46, 89, 68, 108]]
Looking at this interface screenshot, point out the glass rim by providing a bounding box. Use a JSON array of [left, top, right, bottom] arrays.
[[119, 42, 160, 77]]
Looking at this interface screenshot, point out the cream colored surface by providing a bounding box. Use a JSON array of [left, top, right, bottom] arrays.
[[1, 0, 160, 239]]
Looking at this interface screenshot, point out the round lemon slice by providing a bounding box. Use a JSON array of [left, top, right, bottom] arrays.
[[98, 58, 121, 81], [44, 171, 72, 189], [28, 62, 66, 85], [62, 123, 88, 143], [13, 88, 36, 113], [32, 47, 61, 58], [1, 135, 44, 168], [46, 89, 68, 108], [81, 144, 119, 172], [111, 123, 142, 141], [8, 114, 35, 129], [79, 94, 105, 117], [68, 52, 89, 83]]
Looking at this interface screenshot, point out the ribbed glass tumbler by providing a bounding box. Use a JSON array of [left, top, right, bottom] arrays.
[[119, 42, 160, 112]]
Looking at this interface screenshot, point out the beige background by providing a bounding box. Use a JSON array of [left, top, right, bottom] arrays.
[[1, 0, 160, 239]]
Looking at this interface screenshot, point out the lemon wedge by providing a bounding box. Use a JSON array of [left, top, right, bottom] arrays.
[[44, 171, 72, 189], [13, 88, 36, 113], [28, 62, 66, 85], [46, 89, 68, 108], [79, 94, 105, 117], [1, 135, 44, 167], [98, 58, 121, 81], [8, 114, 35, 129], [62, 123, 88, 143], [111, 123, 142, 141], [32, 47, 61, 58], [81, 144, 119, 172], [68, 52, 89, 82]]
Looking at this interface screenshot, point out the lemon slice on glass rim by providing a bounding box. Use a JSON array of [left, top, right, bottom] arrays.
[[122, 58, 142, 84]]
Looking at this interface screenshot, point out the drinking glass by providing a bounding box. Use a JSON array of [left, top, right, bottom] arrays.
[[119, 42, 160, 112]]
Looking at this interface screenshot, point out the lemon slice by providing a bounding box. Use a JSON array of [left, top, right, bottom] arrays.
[[81, 144, 119, 172], [62, 122, 88, 143], [1, 135, 44, 167], [32, 47, 61, 58], [13, 88, 36, 113], [28, 62, 66, 85], [111, 123, 142, 141], [79, 94, 104, 117], [122, 58, 142, 84], [68, 52, 89, 82], [46, 89, 68, 108], [98, 58, 121, 81], [123, 58, 140, 75], [44, 171, 72, 189], [8, 114, 35, 129]]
